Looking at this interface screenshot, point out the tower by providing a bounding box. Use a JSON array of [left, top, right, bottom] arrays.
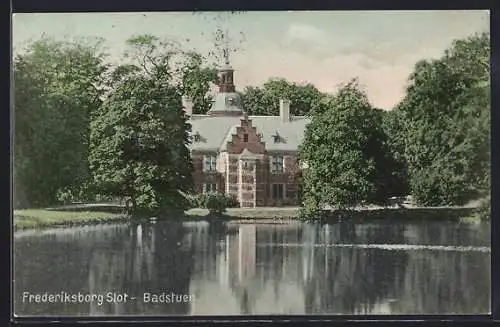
[[218, 65, 236, 93], [207, 63, 245, 116]]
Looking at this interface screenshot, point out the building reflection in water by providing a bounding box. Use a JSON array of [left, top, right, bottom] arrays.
[[14, 220, 491, 316], [189, 223, 308, 315], [189, 224, 259, 315], [187, 221, 490, 315]]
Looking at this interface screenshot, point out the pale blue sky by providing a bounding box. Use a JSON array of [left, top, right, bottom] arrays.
[[12, 11, 489, 109]]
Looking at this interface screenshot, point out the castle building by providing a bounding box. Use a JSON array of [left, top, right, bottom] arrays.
[[184, 65, 310, 207]]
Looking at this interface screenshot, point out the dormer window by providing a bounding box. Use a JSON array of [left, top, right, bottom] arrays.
[[243, 133, 249, 142], [225, 95, 239, 107], [193, 132, 201, 142], [273, 131, 281, 143]]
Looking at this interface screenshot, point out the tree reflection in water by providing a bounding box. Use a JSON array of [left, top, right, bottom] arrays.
[[13, 220, 490, 316]]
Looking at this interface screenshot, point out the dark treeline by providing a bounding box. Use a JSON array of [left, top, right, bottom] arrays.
[[299, 32, 490, 220], [13, 32, 490, 220]]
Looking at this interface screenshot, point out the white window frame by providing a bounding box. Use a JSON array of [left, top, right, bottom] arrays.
[[203, 183, 217, 194], [203, 154, 217, 172], [270, 155, 285, 173]]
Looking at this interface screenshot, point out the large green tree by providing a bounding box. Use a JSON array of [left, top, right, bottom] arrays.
[[241, 78, 324, 116], [179, 52, 218, 114], [380, 107, 410, 197], [89, 35, 193, 216], [299, 80, 390, 218], [398, 32, 490, 207], [13, 38, 107, 208]]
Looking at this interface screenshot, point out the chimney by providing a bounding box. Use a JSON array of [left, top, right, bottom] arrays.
[[182, 95, 194, 116], [279, 99, 291, 122]]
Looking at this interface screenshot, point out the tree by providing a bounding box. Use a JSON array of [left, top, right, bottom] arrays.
[[380, 108, 410, 197], [89, 35, 193, 216], [398, 32, 490, 207], [115, 34, 219, 115], [366, 108, 408, 202], [240, 86, 273, 115], [241, 78, 324, 116], [179, 52, 218, 114], [13, 38, 107, 208], [299, 79, 389, 218]]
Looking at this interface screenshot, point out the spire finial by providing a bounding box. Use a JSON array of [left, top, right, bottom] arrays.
[[222, 47, 230, 66]]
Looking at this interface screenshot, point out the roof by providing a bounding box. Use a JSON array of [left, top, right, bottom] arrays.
[[207, 92, 245, 115], [219, 64, 234, 71], [188, 115, 310, 152]]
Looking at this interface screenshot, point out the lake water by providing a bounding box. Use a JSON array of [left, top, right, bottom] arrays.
[[13, 220, 491, 316]]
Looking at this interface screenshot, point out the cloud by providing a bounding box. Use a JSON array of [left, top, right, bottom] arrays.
[[279, 23, 334, 60], [336, 40, 415, 67], [285, 22, 328, 45]]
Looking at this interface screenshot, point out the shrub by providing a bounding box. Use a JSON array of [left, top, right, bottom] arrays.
[[477, 195, 490, 220], [224, 194, 240, 208], [195, 193, 211, 208], [56, 187, 75, 204], [187, 193, 240, 210], [184, 193, 200, 208], [205, 193, 227, 214]]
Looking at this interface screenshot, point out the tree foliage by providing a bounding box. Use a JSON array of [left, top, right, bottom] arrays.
[[380, 108, 410, 197], [13, 38, 107, 208], [241, 78, 324, 116], [89, 35, 194, 216], [179, 52, 218, 114], [299, 80, 391, 218], [398, 32, 490, 206], [13, 34, 222, 213], [119, 35, 219, 115]]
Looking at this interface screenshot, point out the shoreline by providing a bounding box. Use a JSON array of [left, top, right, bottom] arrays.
[[13, 205, 482, 231]]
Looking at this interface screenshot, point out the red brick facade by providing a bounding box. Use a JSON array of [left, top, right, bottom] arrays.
[[191, 116, 303, 207], [189, 65, 305, 208]]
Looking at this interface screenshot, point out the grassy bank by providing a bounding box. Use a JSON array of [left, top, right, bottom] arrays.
[[13, 205, 482, 231], [185, 207, 299, 219], [13, 209, 127, 230]]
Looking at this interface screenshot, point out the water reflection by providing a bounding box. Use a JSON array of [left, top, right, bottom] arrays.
[[13, 220, 490, 316]]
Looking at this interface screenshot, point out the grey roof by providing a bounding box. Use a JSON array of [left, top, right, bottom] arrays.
[[207, 92, 245, 114], [188, 115, 310, 152]]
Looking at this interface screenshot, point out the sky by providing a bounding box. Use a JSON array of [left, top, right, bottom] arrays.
[[12, 10, 489, 109]]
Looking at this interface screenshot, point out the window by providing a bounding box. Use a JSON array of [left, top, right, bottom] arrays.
[[272, 184, 284, 200], [270, 155, 284, 173], [203, 183, 217, 193], [243, 133, 249, 142], [272, 131, 281, 143], [193, 132, 201, 142], [203, 155, 217, 172]]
